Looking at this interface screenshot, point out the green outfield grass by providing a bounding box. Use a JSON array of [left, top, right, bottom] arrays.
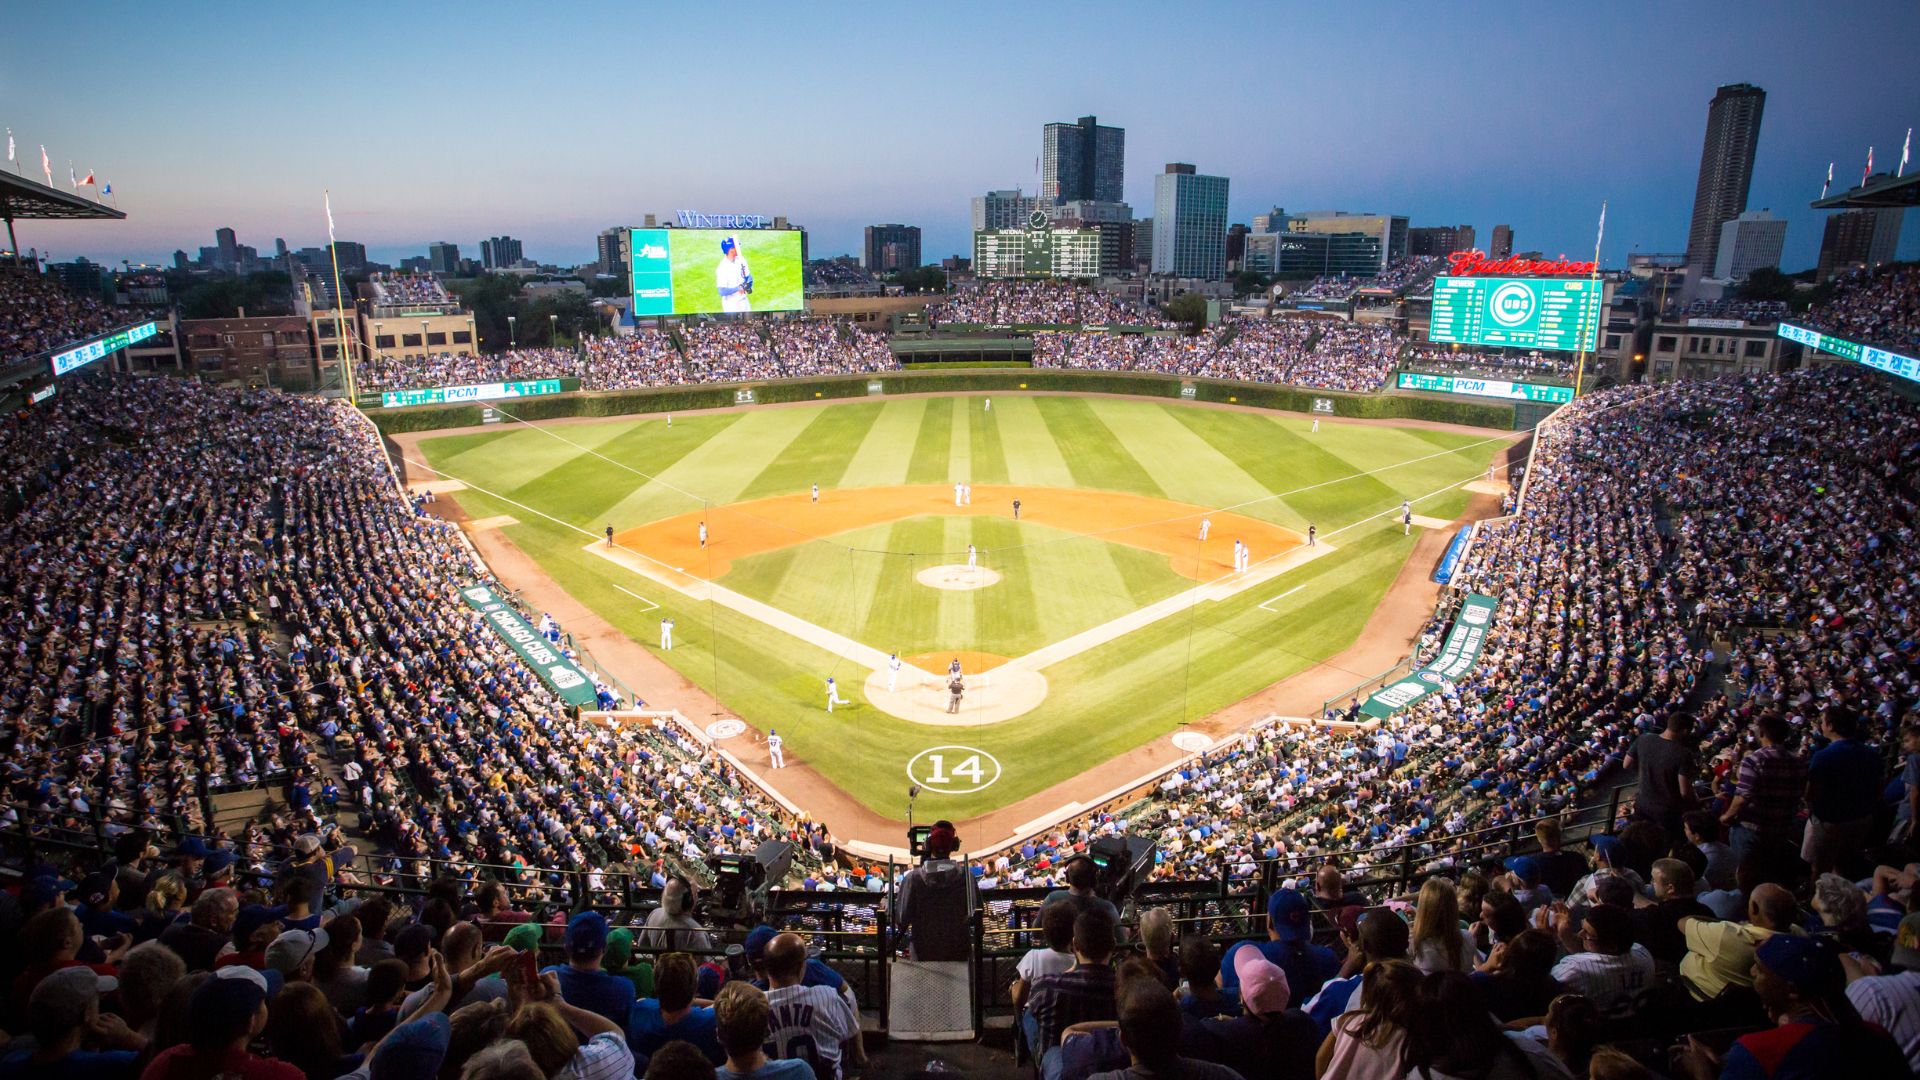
[[417, 395, 1498, 819], [722, 516, 1194, 660]]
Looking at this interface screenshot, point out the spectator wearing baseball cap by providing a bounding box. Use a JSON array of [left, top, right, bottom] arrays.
[[1842, 911, 1920, 1072], [539, 911, 634, 1027], [1303, 909, 1410, 1035], [601, 927, 654, 999], [0, 966, 144, 1075], [1219, 889, 1338, 1004], [142, 966, 301, 1080], [1183, 948, 1317, 1080], [263, 928, 329, 983], [77, 868, 138, 940], [1675, 935, 1909, 1080]]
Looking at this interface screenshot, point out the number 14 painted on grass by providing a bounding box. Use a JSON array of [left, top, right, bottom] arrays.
[[906, 745, 1003, 794]]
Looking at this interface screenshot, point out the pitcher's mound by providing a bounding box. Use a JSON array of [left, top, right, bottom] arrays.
[[915, 564, 1001, 591]]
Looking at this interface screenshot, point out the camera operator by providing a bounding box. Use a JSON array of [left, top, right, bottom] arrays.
[[640, 878, 714, 953], [893, 822, 969, 961]]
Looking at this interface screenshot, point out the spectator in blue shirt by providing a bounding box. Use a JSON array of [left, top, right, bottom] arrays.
[[1304, 909, 1409, 1034], [541, 912, 636, 1028], [1803, 709, 1887, 876], [1220, 889, 1339, 1005], [627, 952, 722, 1068]]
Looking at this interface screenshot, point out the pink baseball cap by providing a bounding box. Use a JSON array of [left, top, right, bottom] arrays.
[[1232, 947, 1291, 1015]]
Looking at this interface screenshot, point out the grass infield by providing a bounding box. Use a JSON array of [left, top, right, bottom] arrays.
[[418, 395, 1494, 818]]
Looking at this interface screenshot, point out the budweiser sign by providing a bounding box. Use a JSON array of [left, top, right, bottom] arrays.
[[1446, 249, 1597, 277]]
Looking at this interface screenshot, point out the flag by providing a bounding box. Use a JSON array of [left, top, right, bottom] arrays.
[[1902, 128, 1912, 178], [1864, 146, 1874, 186], [78, 170, 94, 187], [103, 181, 111, 196], [40, 145, 50, 185], [1821, 161, 1833, 199], [5, 129, 12, 163], [68, 162, 76, 189], [324, 189, 337, 240]]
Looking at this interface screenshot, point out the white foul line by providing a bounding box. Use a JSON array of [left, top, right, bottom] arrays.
[[1257, 583, 1309, 613], [611, 583, 661, 611]]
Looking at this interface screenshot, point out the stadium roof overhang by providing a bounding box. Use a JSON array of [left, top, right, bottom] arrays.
[[0, 170, 125, 221], [1811, 171, 1920, 210]]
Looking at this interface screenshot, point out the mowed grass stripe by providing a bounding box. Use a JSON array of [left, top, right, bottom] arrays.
[[1088, 399, 1267, 512], [597, 409, 815, 525], [506, 415, 738, 527], [967, 516, 1039, 651], [968, 400, 1011, 485], [904, 398, 953, 485], [738, 401, 884, 501], [947, 398, 973, 483], [1165, 409, 1399, 529], [993, 396, 1076, 488], [1037, 397, 1164, 496], [840, 399, 928, 489]]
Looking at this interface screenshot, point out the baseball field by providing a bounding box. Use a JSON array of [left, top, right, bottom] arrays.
[[407, 394, 1504, 828]]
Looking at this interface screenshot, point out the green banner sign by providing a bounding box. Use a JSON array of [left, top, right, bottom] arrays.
[[1362, 593, 1498, 718], [458, 583, 599, 707], [381, 379, 564, 409], [1396, 371, 1574, 404]]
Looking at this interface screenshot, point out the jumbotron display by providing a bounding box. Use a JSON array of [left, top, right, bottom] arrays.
[[1428, 276, 1602, 352], [630, 227, 804, 317]]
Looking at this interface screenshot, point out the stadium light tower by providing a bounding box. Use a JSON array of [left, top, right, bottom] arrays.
[[549, 313, 558, 344], [508, 315, 517, 349]]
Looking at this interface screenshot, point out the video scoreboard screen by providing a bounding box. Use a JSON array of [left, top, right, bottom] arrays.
[[630, 228, 804, 317], [1778, 323, 1920, 384], [1429, 276, 1601, 353], [49, 321, 160, 377]]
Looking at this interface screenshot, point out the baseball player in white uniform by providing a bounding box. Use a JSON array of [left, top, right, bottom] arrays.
[[715, 236, 753, 313], [698, 521, 708, 548], [767, 729, 784, 769], [967, 543, 977, 569], [812, 483, 820, 503], [963, 483, 972, 505], [1241, 541, 1252, 571], [1199, 517, 1211, 541], [886, 653, 901, 693], [954, 482, 964, 507], [1311, 418, 1320, 433], [659, 618, 674, 650], [826, 676, 849, 711]]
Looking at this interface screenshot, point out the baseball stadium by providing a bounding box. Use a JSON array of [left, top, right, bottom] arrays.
[[5, 10, 1920, 1074]]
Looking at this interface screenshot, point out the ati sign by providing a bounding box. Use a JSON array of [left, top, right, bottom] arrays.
[[1179, 384, 1197, 398], [676, 211, 769, 230]]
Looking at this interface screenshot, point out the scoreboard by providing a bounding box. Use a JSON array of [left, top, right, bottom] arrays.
[[1429, 276, 1602, 353]]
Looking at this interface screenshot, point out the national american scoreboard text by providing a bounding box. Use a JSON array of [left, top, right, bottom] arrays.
[[1429, 276, 1603, 352]]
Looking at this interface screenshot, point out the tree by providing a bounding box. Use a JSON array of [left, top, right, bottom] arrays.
[[177, 271, 295, 319], [1734, 266, 1795, 304], [1163, 292, 1209, 331]]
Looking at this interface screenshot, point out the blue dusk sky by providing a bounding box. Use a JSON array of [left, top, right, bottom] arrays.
[[8, 0, 1918, 271]]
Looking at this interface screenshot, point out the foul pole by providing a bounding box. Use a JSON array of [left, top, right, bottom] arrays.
[[324, 190, 358, 402], [1573, 201, 1606, 398]]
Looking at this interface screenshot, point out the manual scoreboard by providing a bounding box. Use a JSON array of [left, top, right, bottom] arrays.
[[1429, 276, 1602, 353]]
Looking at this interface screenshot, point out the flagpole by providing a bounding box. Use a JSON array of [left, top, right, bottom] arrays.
[[323, 190, 359, 403], [1573, 201, 1605, 398]]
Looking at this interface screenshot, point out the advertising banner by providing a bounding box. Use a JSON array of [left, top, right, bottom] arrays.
[[1362, 592, 1497, 718], [1396, 372, 1574, 404], [458, 584, 599, 707], [1779, 322, 1920, 384], [50, 321, 159, 377], [381, 379, 564, 409]]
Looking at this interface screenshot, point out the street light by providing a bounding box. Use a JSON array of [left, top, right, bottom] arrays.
[[421, 319, 430, 357], [508, 315, 517, 349], [549, 313, 558, 345]]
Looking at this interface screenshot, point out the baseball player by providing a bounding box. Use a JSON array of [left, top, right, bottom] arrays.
[[947, 675, 964, 714], [767, 729, 784, 769], [1242, 542, 1252, 571], [698, 521, 708, 548], [954, 482, 964, 507], [1311, 418, 1320, 433], [1307, 523, 1316, 547], [962, 483, 972, 505], [948, 657, 963, 679], [887, 652, 901, 693], [1199, 517, 1211, 541], [659, 617, 674, 650], [715, 236, 753, 313], [1401, 500, 1411, 521], [967, 543, 977, 569], [1012, 498, 1022, 520], [984, 398, 991, 412], [605, 525, 615, 547], [1403, 507, 1414, 535], [811, 483, 820, 503], [826, 676, 849, 712]]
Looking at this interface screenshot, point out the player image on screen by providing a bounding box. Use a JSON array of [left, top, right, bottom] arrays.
[[716, 236, 753, 313]]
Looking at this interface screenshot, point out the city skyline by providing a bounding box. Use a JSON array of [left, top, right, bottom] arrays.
[[8, 0, 1919, 272]]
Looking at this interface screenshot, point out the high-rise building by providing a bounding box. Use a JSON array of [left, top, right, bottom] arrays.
[[1408, 225, 1476, 257], [595, 229, 629, 277], [1816, 208, 1905, 280], [972, 189, 1040, 232], [1041, 115, 1124, 205], [1684, 82, 1766, 280], [863, 224, 922, 272], [327, 241, 367, 272], [428, 242, 461, 275], [482, 236, 523, 270], [1712, 210, 1786, 281], [1226, 224, 1250, 265], [1490, 225, 1513, 259], [1152, 164, 1229, 280], [1287, 211, 1408, 273], [215, 227, 238, 271], [1252, 207, 1290, 234], [1132, 218, 1154, 270], [274, 238, 288, 258]]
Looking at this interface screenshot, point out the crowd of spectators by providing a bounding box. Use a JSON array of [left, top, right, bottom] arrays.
[[1403, 346, 1581, 382], [678, 323, 780, 382], [1801, 263, 1920, 350], [763, 321, 895, 377], [927, 282, 1165, 327], [581, 332, 688, 392], [1367, 255, 1446, 294], [1678, 298, 1789, 325], [1033, 317, 1401, 392], [0, 270, 121, 361], [367, 273, 454, 308], [1290, 276, 1363, 303], [356, 349, 580, 393]]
